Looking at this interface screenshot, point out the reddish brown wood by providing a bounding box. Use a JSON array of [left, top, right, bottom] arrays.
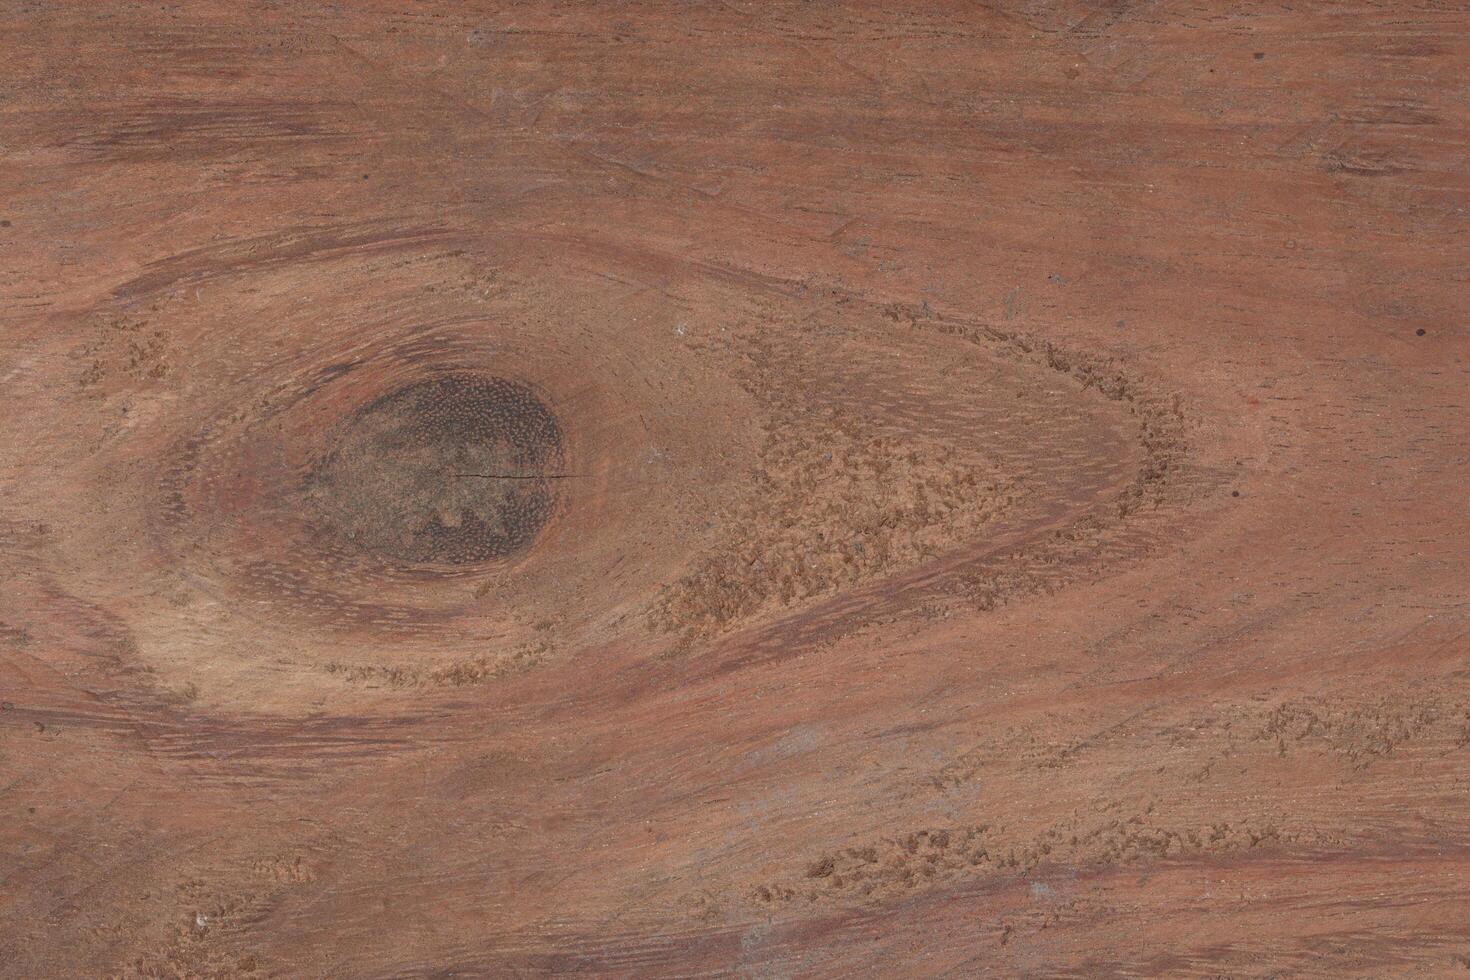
[[2, 2, 1468, 976]]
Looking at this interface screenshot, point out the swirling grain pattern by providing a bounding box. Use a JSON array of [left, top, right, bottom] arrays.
[[1, 2, 1467, 977]]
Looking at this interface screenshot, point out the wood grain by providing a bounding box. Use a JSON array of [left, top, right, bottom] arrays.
[[2, 2, 1467, 977]]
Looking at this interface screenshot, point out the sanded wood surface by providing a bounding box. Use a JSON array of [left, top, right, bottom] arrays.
[[2, 2, 1468, 977]]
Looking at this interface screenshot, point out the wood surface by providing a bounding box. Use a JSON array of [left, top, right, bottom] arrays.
[[2, 2, 1468, 977]]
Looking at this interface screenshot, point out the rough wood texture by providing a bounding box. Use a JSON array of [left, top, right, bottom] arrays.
[[2, 2, 1468, 977]]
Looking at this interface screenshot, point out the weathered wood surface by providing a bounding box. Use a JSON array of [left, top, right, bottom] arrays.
[[2, 2, 1468, 977]]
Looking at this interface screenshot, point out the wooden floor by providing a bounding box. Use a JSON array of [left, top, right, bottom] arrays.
[[2, 2, 1468, 977]]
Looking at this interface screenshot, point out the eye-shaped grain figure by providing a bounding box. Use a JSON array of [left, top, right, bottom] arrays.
[[6, 5, 1459, 974]]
